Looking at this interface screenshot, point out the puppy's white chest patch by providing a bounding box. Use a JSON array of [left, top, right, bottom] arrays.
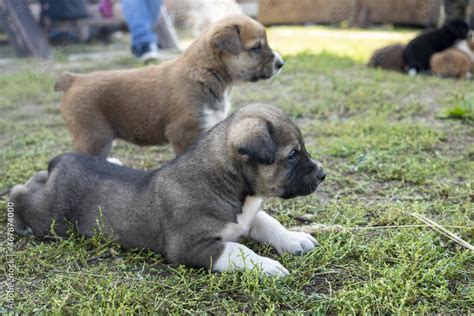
[[220, 196, 262, 241], [201, 89, 231, 130], [455, 40, 474, 62]]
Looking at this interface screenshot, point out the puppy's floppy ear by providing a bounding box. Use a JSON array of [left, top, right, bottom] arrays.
[[212, 25, 242, 55], [229, 117, 276, 165]]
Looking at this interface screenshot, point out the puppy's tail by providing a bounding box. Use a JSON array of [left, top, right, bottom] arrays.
[[54, 72, 79, 92], [9, 184, 32, 235]]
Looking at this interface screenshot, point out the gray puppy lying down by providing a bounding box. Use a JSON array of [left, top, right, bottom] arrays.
[[10, 104, 326, 276]]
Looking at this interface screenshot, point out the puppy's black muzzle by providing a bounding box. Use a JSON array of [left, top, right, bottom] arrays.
[[317, 168, 326, 182], [308, 159, 326, 187], [281, 159, 326, 199]]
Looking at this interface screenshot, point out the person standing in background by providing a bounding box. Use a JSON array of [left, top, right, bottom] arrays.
[[121, 0, 162, 63]]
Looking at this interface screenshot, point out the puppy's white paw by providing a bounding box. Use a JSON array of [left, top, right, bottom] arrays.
[[274, 231, 318, 255], [249, 212, 318, 256], [408, 68, 417, 76], [258, 256, 289, 276], [213, 242, 289, 277], [107, 157, 123, 166]]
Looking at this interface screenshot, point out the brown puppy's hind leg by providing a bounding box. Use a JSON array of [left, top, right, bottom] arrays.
[[165, 119, 204, 155], [72, 134, 114, 158], [61, 101, 115, 158], [67, 116, 115, 158]]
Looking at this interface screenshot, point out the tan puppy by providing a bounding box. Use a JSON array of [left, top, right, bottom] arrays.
[[430, 40, 474, 79], [55, 15, 284, 157]]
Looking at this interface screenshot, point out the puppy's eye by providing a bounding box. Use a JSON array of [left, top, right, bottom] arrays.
[[250, 43, 262, 54], [287, 150, 298, 161]]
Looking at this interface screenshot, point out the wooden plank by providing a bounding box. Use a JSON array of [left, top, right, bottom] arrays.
[[357, 0, 440, 26], [0, 0, 50, 58], [258, 0, 353, 25], [258, 0, 440, 26]]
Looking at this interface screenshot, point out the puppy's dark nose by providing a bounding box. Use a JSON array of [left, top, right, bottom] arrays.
[[273, 51, 284, 70], [275, 59, 284, 69], [317, 168, 326, 182]]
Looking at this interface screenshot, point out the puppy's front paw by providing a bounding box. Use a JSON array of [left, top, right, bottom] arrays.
[[214, 242, 289, 277], [258, 256, 290, 277], [107, 157, 123, 166], [274, 231, 318, 255]]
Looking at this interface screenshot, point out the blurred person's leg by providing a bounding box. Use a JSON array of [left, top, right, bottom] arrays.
[[147, 0, 162, 28], [121, 0, 162, 62]]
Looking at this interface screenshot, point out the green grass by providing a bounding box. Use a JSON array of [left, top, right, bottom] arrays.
[[1, 26, 473, 314], [442, 93, 474, 121]]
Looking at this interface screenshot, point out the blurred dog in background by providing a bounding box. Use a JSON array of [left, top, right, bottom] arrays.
[[431, 39, 474, 78], [368, 43, 405, 72], [403, 19, 469, 75]]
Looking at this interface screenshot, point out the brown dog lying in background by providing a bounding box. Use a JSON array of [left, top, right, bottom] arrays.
[[55, 15, 284, 157], [368, 43, 405, 72], [430, 40, 474, 79]]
